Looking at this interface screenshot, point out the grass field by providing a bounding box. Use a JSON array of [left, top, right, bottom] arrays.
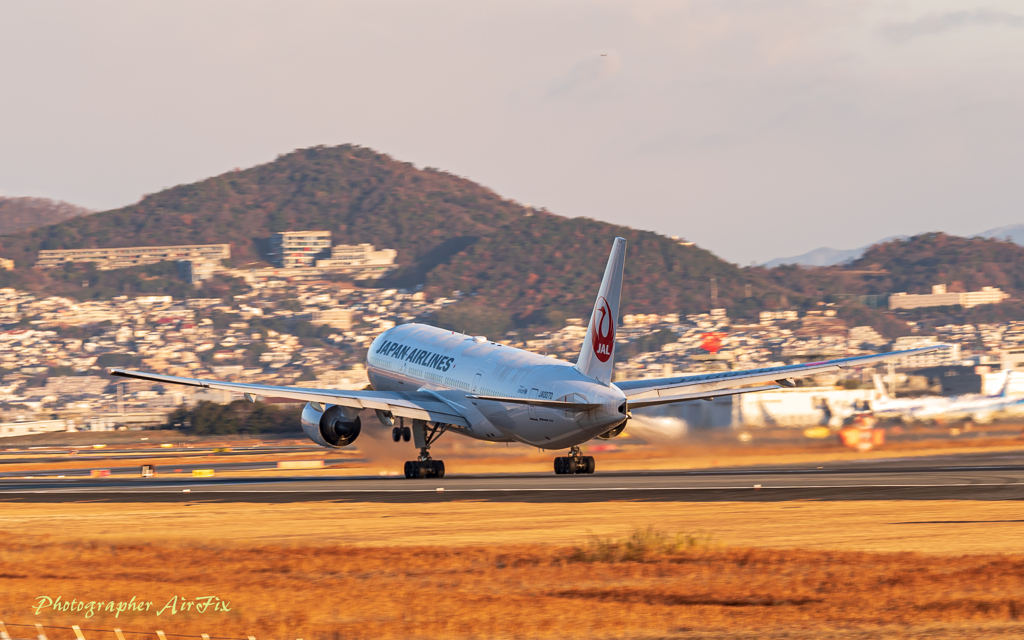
[[4, 500, 1024, 639]]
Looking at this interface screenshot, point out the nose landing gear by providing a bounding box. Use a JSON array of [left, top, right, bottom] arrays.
[[554, 446, 595, 475]]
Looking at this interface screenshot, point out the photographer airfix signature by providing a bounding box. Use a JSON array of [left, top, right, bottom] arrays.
[[33, 595, 232, 618]]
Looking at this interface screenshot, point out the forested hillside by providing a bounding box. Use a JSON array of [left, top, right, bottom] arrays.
[[0, 145, 791, 325], [761, 233, 1024, 299], [0, 197, 91, 236], [0, 146, 522, 270], [2, 146, 1017, 333], [759, 233, 1024, 331]]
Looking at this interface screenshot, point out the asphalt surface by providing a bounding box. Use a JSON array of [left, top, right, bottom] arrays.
[[0, 456, 364, 478], [2, 449, 1024, 503]]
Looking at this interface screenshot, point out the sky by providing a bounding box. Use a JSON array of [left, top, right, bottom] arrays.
[[1, 0, 1023, 265]]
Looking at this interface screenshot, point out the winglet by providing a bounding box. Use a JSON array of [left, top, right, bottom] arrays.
[[575, 237, 626, 385]]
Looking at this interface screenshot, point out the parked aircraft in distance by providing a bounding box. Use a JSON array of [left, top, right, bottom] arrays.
[[871, 372, 1024, 425], [110, 238, 944, 478]]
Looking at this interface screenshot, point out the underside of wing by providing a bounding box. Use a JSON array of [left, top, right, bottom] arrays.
[[465, 394, 603, 410], [108, 368, 470, 427], [616, 345, 948, 402], [627, 385, 780, 409]]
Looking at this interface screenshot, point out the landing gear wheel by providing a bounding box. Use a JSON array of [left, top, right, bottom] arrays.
[[392, 427, 401, 442], [400, 421, 449, 478], [403, 459, 445, 479], [554, 447, 595, 475]]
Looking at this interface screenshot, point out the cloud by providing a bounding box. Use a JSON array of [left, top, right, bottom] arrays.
[[883, 9, 1024, 43], [547, 51, 622, 97]]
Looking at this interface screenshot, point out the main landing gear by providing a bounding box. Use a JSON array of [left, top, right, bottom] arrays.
[[554, 446, 595, 475], [403, 419, 447, 479]]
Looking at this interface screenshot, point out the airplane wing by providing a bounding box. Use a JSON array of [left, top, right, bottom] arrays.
[[107, 368, 471, 428], [615, 345, 948, 405]]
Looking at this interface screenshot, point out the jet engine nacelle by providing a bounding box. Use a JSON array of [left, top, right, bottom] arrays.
[[596, 420, 627, 440], [301, 402, 362, 448]]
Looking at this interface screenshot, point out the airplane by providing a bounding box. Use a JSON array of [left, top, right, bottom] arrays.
[[109, 237, 945, 479], [873, 370, 1024, 425], [868, 374, 953, 421]]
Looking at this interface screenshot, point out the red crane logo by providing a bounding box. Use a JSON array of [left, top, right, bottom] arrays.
[[591, 297, 615, 363]]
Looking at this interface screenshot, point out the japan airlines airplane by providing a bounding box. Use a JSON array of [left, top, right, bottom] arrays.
[[109, 238, 944, 478]]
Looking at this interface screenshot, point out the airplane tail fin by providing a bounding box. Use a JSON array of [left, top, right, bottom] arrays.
[[872, 373, 891, 400], [994, 369, 1013, 398], [575, 237, 626, 385]]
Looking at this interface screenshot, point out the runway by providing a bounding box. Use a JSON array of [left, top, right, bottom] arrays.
[[2, 449, 1024, 503]]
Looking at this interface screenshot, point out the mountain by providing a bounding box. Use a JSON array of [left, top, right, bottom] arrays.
[[765, 232, 1024, 297], [0, 197, 91, 236], [763, 236, 907, 268], [851, 232, 1024, 296], [765, 223, 1024, 268], [979, 224, 1024, 246], [757, 232, 1024, 331], [0, 145, 789, 328]]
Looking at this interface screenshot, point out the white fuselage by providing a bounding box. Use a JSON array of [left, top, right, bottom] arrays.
[[366, 324, 628, 449]]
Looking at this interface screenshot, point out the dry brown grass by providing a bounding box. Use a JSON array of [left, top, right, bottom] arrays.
[[5, 499, 1024, 639], [4, 500, 1024, 555], [4, 532, 1024, 640]]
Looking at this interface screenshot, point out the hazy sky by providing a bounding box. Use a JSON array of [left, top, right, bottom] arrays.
[[2, 1, 1022, 264]]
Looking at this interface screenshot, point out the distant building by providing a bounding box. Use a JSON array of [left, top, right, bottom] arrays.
[[0, 419, 71, 438], [892, 336, 960, 367], [270, 231, 332, 268], [849, 326, 887, 347], [135, 295, 173, 305], [178, 258, 221, 284], [240, 240, 397, 281], [1003, 348, 1024, 372], [759, 310, 798, 324], [36, 244, 230, 270], [889, 284, 1010, 310], [315, 243, 397, 270], [310, 308, 354, 330]]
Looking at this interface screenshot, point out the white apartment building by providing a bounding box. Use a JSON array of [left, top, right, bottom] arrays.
[[315, 243, 397, 269], [178, 259, 221, 284], [270, 231, 332, 268], [759, 310, 799, 324], [889, 284, 1010, 310], [36, 244, 230, 270], [892, 335, 960, 367], [310, 308, 354, 330]]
